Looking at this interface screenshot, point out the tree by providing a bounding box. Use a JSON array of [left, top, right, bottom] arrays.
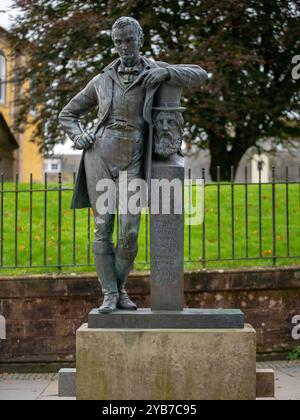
[[11, 0, 300, 180]]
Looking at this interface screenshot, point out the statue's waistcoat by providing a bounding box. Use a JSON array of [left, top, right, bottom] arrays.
[[106, 75, 147, 133]]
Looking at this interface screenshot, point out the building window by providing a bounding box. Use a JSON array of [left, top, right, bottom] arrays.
[[0, 52, 6, 104], [45, 159, 62, 173]]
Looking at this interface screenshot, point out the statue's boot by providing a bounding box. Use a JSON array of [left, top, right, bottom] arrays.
[[115, 255, 137, 310], [93, 242, 119, 314]]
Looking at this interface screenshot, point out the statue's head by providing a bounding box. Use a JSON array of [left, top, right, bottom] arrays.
[[111, 17, 144, 66], [153, 111, 184, 159]]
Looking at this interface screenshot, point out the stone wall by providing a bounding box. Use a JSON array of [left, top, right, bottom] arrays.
[[0, 267, 300, 366]]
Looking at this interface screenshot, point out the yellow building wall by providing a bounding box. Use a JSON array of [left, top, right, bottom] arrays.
[[0, 30, 44, 183], [20, 117, 44, 183], [0, 35, 14, 135]]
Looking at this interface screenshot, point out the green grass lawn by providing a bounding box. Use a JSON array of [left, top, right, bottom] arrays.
[[0, 180, 300, 275]]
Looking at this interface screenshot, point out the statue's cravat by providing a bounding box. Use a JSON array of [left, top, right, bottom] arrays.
[[117, 62, 142, 84], [118, 64, 141, 75]]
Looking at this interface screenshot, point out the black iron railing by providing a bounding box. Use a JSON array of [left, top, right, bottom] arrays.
[[0, 166, 300, 272]]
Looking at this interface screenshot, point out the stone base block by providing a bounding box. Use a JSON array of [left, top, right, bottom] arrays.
[[76, 324, 256, 400], [58, 368, 76, 397], [256, 369, 275, 399]]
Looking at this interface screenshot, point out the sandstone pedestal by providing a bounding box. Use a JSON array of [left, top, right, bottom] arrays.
[[77, 157, 255, 400], [76, 324, 256, 400]]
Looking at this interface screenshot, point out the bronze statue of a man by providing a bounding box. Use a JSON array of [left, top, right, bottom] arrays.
[[59, 16, 207, 313]]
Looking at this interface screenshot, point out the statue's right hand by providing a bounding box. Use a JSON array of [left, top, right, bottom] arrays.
[[74, 133, 94, 150]]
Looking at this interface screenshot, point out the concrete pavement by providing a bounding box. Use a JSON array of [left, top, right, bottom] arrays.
[[0, 373, 74, 400]]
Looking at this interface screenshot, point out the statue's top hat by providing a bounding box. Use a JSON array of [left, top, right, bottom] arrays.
[[153, 83, 186, 112]]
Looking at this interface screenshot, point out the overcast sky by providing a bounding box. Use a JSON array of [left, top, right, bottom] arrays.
[[0, 0, 16, 29]]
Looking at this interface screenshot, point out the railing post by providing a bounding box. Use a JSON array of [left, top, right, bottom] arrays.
[[58, 173, 62, 271], [188, 168, 192, 262], [259, 159, 262, 258], [272, 166, 277, 266], [29, 173, 33, 267], [217, 166, 221, 260], [44, 173, 48, 267], [73, 172, 76, 266], [87, 207, 91, 265], [145, 207, 149, 265], [245, 166, 249, 259], [231, 165, 235, 260], [285, 167, 290, 257], [202, 168, 206, 269], [15, 173, 19, 268]]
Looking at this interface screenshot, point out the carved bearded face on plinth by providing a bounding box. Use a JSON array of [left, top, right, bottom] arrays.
[[153, 111, 184, 159], [153, 82, 185, 159]]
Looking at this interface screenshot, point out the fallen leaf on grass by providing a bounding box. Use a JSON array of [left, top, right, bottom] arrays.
[[262, 249, 272, 256]]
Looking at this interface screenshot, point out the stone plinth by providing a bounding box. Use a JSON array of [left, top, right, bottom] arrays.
[[76, 324, 256, 400], [88, 308, 244, 329], [150, 156, 185, 311]]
